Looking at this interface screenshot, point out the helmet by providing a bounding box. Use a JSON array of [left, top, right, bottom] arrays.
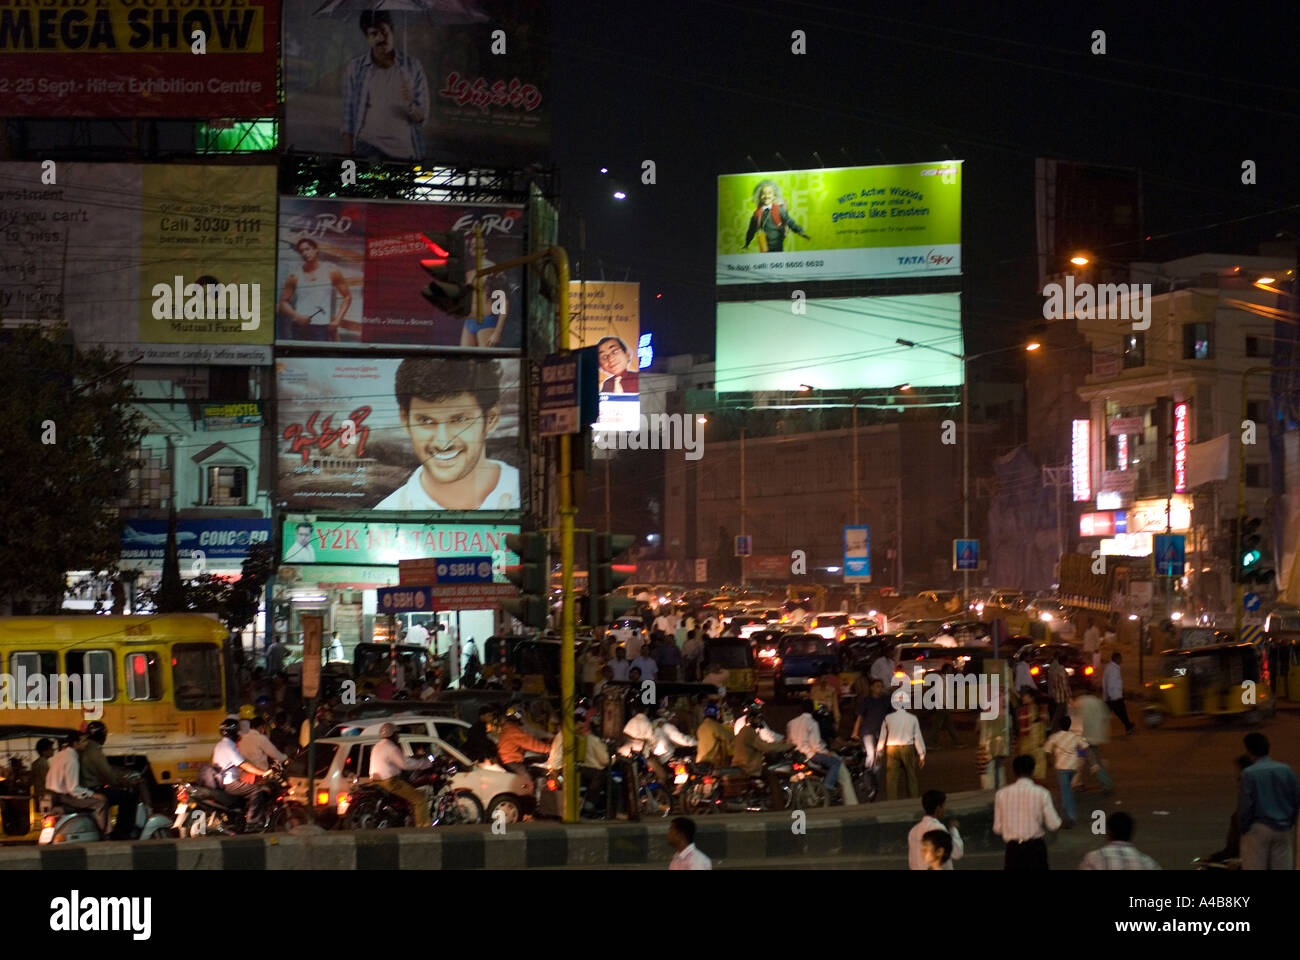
[[744, 698, 765, 717], [813, 701, 832, 719], [239, 704, 256, 720], [504, 706, 525, 724], [703, 703, 720, 720], [574, 696, 592, 720], [219, 717, 241, 741], [85, 721, 108, 744]]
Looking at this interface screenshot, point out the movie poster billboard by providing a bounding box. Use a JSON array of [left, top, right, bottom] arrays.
[[276, 197, 524, 351], [0, 0, 278, 117], [569, 281, 640, 431], [0, 162, 276, 364], [277, 356, 523, 513], [716, 162, 962, 285], [282, 0, 549, 165]]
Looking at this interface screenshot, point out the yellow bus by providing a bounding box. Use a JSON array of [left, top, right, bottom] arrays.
[[0, 614, 229, 785]]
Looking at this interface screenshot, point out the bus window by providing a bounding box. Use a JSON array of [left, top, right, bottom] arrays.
[[10, 651, 57, 680], [125, 652, 163, 702], [65, 650, 116, 701], [172, 643, 223, 710]]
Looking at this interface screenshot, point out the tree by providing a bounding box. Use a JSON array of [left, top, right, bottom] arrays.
[[0, 325, 145, 614], [138, 543, 275, 635]]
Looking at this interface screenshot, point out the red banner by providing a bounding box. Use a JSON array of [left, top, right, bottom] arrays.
[[0, 0, 278, 118]]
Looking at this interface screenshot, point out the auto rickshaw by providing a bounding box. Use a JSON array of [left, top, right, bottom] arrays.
[[0, 725, 83, 843], [353, 642, 431, 698], [702, 636, 756, 701], [1143, 642, 1276, 728]]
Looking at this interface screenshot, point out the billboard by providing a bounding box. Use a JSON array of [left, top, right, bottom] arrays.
[[0, 0, 278, 117], [281, 518, 519, 568], [276, 356, 523, 513], [276, 196, 524, 350], [716, 162, 962, 285], [0, 162, 276, 364], [120, 519, 272, 570], [715, 294, 962, 391], [282, 0, 549, 165], [569, 281, 640, 429]]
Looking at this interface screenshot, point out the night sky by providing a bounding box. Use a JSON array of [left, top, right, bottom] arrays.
[[550, 0, 1300, 361]]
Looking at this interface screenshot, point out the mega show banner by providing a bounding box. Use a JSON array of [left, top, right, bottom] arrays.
[[276, 355, 523, 513], [0, 162, 276, 364], [282, 0, 549, 165], [276, 196, 524, 350], [0, 0, 277, 117], [716, 162, 962, 285]]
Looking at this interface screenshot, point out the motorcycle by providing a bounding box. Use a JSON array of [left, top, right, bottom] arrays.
[[340, 756, 484, 830], [39, 772, 172, 844], [172, 761, 300, 837], [530, 759, 612, 820]]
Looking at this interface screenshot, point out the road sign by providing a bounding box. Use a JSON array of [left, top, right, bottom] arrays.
[[377, 585, 433, 614], [539, 348, 599, 437], [694, 558, 708, 583], [1153, 534, 1185, 577], [1240, 623, 1263, 644], [953, 539, 979, 571], [734, 535, 752, 557], [435, 557, 495, 584], [844, 525, 871, 583], [1244, 592, 1261, 612]]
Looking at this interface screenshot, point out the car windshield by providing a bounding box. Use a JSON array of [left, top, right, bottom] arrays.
[[780, 638, 836, 656], [812, 615, 850, 628], [706, 643, 752, 668]]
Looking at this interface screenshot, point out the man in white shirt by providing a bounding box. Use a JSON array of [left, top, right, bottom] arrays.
[[878, 699, 926, 800], [375, 358, 520, 511], [630, 651, 658, 681], [786, 701, 858, 804], [1043, 715, 1088, 826], [651, 706, 698, 761], [1102, 652, 1135, 733], [45, 733, 108, 834], [238, 717, 287, 770], [994, 754, 1063, 869], [406, 621, 430, 649], [1082, 620, 1102, 671], [609, 647, 631, 682], [212, 718, 275, 826], [625, 628, 645, 661], [284, 522, 317, 563], [1013, 657, 1036, 698], [653, 611, 676, 635], [734, 703, 781, 743], [668, 817, 712, 870], [619, 704, 670, 795], [329, 630, 346, 662], [908, 789, 964, 870], [870, 648, 897, 688], [368, 723, 431, 827]]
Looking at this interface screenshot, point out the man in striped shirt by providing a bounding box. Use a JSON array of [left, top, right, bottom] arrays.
[[1048, 654, 1072, 729], [1079, 812, 1160, 869], [994, 754, 1062, 870]]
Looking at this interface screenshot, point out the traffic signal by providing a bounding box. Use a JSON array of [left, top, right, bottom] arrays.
[[1226, 518, 1240, 583], [1240, 517, 1274, 586], [420, 230, 474, 317], [590, 532, 637, 624], [502, 532, 550, 630]]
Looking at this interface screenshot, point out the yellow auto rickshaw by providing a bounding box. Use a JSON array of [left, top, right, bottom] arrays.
[[1143, 642, 1276, 728], [0, 725, 80, 844], [703, 637, 756, 699]]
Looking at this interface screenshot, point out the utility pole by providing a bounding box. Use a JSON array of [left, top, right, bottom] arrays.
[[740, 425, 747, 585], [852, 399, 860, 600]]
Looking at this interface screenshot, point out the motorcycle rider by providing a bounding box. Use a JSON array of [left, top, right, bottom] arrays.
[[547, 702, 610, 814], [79, 721, 148, 840], [733, 699, 781, 743], [786, 701, 859, 805], [651, 702, 698, 763], [238, 716, 287, 770], [45, 732, 108, 835], [618, 702, 670, 791], [464, 705, 502, 764], [496, 706, 553, 776], [368, 722, 432, 827], [695, 703, 734, 767], [212, 717, 275, 827], [731, 704, 791, 806]]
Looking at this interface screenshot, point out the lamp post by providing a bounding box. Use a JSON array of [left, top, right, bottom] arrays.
[[895, 339, 1040, 602]]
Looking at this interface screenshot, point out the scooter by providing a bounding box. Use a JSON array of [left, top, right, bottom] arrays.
[[39, 774, 171, 844]]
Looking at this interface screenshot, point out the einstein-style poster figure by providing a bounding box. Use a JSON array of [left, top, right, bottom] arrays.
[[743, 180, 812, 253]]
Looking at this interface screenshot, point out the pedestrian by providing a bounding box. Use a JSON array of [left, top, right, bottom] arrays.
[[1013, 655, 1036, 702], [1069, 683, 1114, 793], [668, 817, 712, 869], [682, 629, 703, 681], [1082, 619, 1102, 673], [1205, 755, 1255, 864], [851, 678, 891, 800], [878, 697, 926, 801], [609, 646, 631, 682], [654, 634, 682, 681], [593, 664, 615, 699], [1239, 732, 1300, 870], [919, 830, 953, 870], [870, 646, 897, 688], [630, 645, 658, 681], [1047, 653, 1071, 729], [1042, 715, 1087, 827], [993, 754, 1062, 870], [1102, 652, 1135, 734], [264, 635, 288, 677], [908, 789, 963, 870], [1078, 812, 1160, 869]]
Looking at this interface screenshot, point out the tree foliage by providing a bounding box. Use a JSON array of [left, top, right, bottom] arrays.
[[0, 325, 145, 613], [139, 543, 275, 634]]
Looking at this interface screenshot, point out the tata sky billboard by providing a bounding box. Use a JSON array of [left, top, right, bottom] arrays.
[[716, 162, 962, 285], [715, 294, 963, 391]]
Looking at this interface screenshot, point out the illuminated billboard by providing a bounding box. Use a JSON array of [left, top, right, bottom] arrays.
[[1072, 419, 1092, 502], [716, 162, 962, 285], [569, 281, 640, 429], [715, 294, 962, 391]]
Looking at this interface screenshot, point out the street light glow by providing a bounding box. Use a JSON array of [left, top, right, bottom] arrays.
[[612, 191, 626, 200], [696, 416, 708, 425], [1070, 255, 1090, 266], [1025, 341, 1041, 351], [1256, 276, 1276, 287]]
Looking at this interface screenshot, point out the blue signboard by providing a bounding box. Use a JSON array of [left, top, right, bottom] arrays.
[[1153, 534, 1186, 577], [953, 539, 979, 571], [121, 518, 272, 566], [539, 346, 599, 437], [1244, 592, 1261, 612], [377, 585, 434, 614], [435, 557, 495, 584], [734, 535, 752, 557], [844, 525, 871, 583]]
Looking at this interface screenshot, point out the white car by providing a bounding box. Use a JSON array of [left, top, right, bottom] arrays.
[[293, 731, 535, 824], [805, 612, 875, 640], [325, 713, 472, 753]]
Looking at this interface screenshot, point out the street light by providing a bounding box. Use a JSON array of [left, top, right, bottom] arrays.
[[1070, 256, 1091, 266]]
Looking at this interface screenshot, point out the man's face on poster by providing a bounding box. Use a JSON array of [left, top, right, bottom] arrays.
[[402, 394, 500, 487], [759, 184, 776, 206], [366, 23, 395, 60], [296, 525, 313, 547], [598, 340, 631, 376], [296, 240, 318, 265]]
